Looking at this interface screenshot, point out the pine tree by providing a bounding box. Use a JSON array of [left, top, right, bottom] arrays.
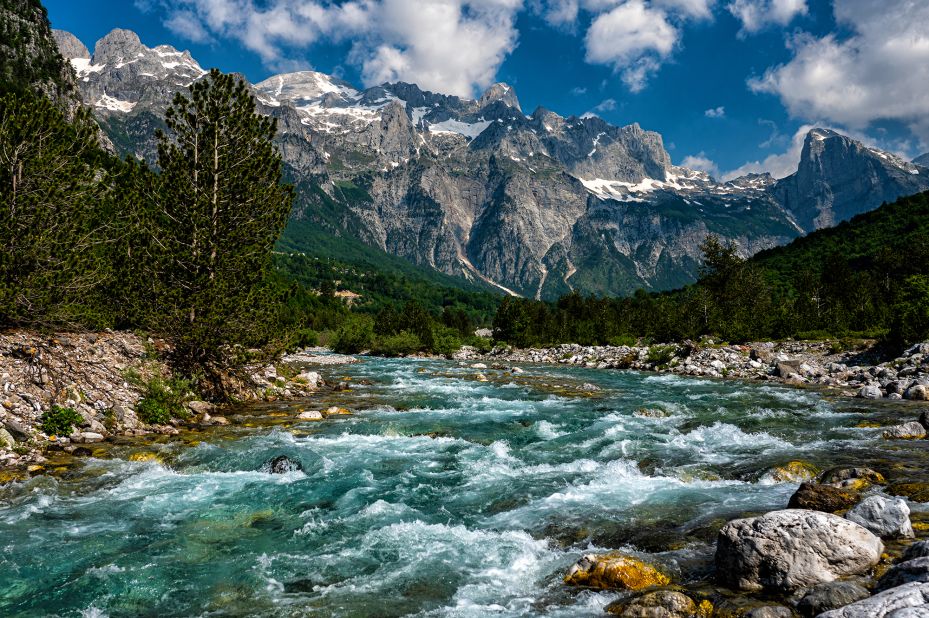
[[0, 89, 113, 328], [149, 70, 294, 390]]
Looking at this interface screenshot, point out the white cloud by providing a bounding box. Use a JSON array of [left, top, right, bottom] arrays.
[[727, 0, 806, 34], [593, 97, 617, 111], [721, 124, 812, 180], [680, 151, 719, 176], [748, 0, 929, 146], [653, 0, 715, 19], [704, 105, 725, 118], [584, 1, 678, 92], [145, 0, 522, 98]]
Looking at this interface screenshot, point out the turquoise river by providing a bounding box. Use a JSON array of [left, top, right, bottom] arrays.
[[2, 356, 928, 617]]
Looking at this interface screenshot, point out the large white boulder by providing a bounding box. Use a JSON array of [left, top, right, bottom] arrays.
[[715, 509, 884, 593], [846, 495, 914, 539]]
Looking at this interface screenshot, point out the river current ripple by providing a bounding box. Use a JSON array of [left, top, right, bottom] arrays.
[[1, 357, 925, 617]]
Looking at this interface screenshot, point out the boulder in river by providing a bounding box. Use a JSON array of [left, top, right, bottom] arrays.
[[796, 581, 871, 617], [604, 589, 699, 617], [260, 455, 304, 474], [818, 581, 929, 617], [845, 495, 914, 539], [765, 460, 818, 482], [905, 384, 929, 401], [715, 509, 884, 593], [564, 553, 670, 590], [876, 557, 929, 591], [902, 540, 929, 562], [297, 410, 324, 421], [882, 421, 927, 440], [818, 467, 886, 486], [788, 482, 861, 513]]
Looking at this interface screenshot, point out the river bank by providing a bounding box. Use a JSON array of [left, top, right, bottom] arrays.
[[0, 331, 340, 471], [453, 339, 929, 403]]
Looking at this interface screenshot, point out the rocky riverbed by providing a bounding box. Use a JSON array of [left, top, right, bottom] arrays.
[[0, 332, 344, 470], [454, 339, 929, 402]]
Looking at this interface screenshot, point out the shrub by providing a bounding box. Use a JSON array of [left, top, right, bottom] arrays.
[[371, 331, 421, 357], [608, 334, 638, 347], [40, 405, 84, 436], [136, 376, 195, 425], [430, 326, 462, 357], [331, 314, 375, 354], [647, 344, 677, 366]]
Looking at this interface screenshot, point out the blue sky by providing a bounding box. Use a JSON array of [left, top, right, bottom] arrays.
[[45, 0, 929, 179]]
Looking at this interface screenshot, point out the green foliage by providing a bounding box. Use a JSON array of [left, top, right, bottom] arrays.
[[40, 405, 83, 436], [890, 275, 929, 346], [647, 345, 677, 365], [491, 191, 929, 351], [135, 376, 195, 425], [141, 70, 294, 393], [331, 314, 375, 354], [0, 89, 115, 328], [370, 331, 421, 357]]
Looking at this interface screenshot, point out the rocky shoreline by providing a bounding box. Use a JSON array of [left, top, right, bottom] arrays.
[[453, 339, 929, 403], [0, 332, 349, 471]]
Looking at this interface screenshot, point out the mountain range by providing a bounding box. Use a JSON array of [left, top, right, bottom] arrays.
[[52, 27, 929, 299]]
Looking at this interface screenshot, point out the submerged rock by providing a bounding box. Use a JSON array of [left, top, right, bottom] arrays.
[[796, 581, 871, 617], [788, 482, 861, 513], [877, 557, 929, 591], [882, 421, 927, 440], [564, 553, 670, 590], [846, 495, 914, 539], [604, 589, 699, 617], [819, 467, 886, 486], [766, 460, 818, 482], [260, 455, 304, 474], [715, 509, 884, 593], [818, 581, 929, 617]]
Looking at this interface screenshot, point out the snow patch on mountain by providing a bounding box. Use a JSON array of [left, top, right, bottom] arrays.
[[427, 118, 492, 139]]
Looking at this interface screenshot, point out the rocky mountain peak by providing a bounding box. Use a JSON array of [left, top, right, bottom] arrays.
[[478, 82, 520, 111], [52, 29, 89, 59], [92, 28, 144, 65], [255, 70, 359, 106], [775, 128, 929, 230], [914, 153, 929, 167]]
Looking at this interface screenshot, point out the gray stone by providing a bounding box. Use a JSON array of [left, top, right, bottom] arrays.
[[905, 384, 929, 401], [3, 418, 31, 440], [819, 582, 929, 617], [78, 432, 105, 443], [715, 509, 884, 593], [846, 495, 914, 539], [186, 400, 214, 415], [0, 427, 15, 447], [776, 360, 803, 378], [260, 455, 303, 474], [796, 581, 871, 617], [858, 384, 884, 399], [744, 607, 792, 618], [903, 541, 929, 562], [877, 557, 929, 591], [882, 422, 927, 440]]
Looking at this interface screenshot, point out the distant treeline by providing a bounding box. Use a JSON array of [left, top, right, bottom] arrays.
[[492, 191, 929, 349]]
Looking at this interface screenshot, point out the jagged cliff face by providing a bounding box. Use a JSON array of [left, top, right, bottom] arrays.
[[774, 129, 929, 230], [53, 29, 929, 298], [0, 0, 80, 112]]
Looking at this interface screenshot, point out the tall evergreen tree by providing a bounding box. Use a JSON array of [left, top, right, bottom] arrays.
[[149, 70, 294, 389], [0, 89, 112, 328]]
